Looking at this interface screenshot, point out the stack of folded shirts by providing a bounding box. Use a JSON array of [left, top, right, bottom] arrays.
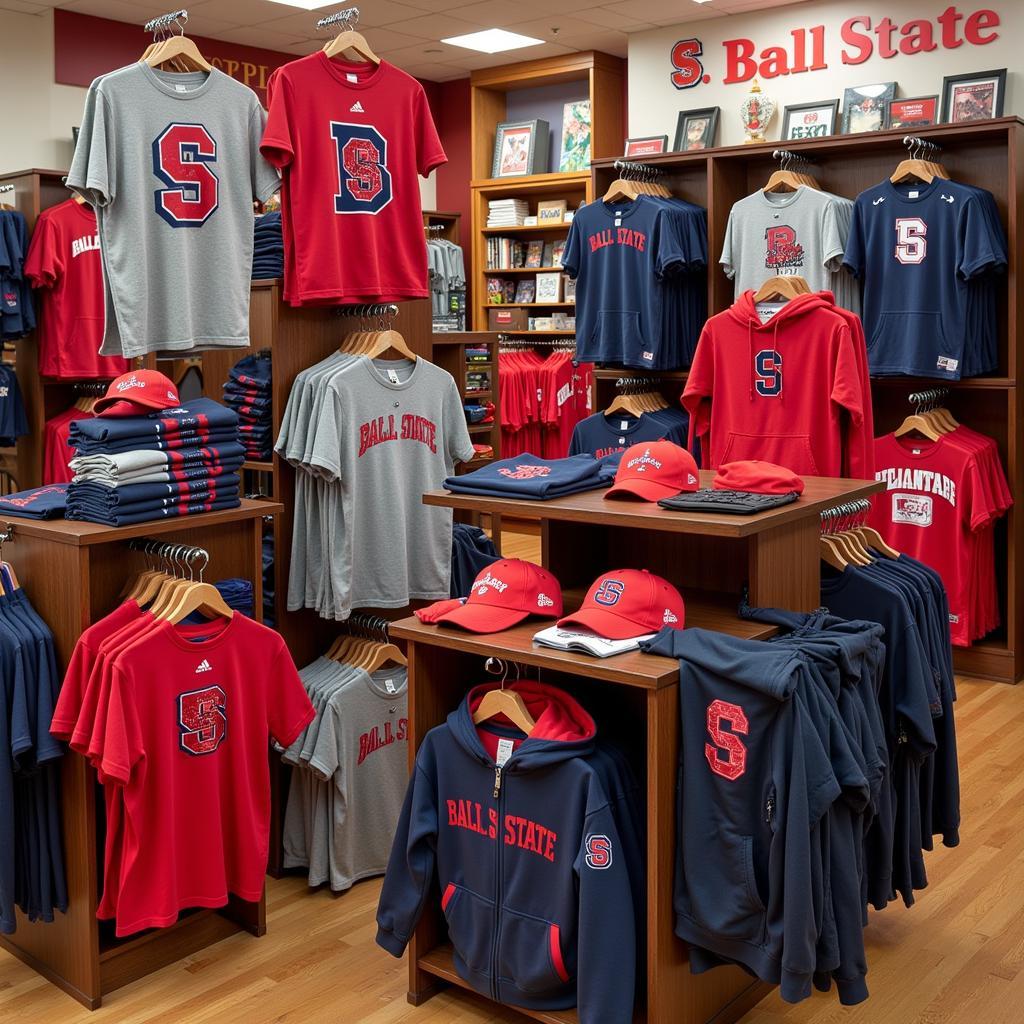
[[253, 211, 284, 280], [66, 395, 243, 526], [443, 452, 621, 500], [223, 355, 272, 461]]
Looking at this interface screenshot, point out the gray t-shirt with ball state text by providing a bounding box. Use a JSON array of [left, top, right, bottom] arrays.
[[68, 63, 280, 358]]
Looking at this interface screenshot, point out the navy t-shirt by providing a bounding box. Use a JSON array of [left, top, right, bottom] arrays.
[[563, 197, 690, 370], [569, 409, 689, 459], [843, 179, 1003, 379]]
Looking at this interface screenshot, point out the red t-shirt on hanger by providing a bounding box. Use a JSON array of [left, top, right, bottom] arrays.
[[260, 54, 446, 306]]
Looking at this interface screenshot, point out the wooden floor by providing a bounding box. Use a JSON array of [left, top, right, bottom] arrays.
[[2, 529, 1023, 1023]]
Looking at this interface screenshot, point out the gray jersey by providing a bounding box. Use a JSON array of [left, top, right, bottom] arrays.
[[721, 186, 845, 298], [67, 63, 280, 358], [308, 667, 409, 891], [307, 357, 473, 619]]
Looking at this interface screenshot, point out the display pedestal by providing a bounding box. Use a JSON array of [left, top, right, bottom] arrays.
[[390, 473, 882, 1024], [0, 500, 281, 1009]]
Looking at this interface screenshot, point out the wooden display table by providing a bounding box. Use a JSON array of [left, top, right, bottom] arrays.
[[392, 475, 882, 1024], [0, 499, 282, 1009]]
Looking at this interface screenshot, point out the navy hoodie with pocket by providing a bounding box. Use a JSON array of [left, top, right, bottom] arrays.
[[376, 680, 636, 1023], [642, 628, 841, 1003]]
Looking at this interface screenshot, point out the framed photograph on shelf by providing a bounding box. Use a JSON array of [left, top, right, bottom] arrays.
[[624, 135, 669, 158], [492, 119, 550, 178], [535, 272, 562, 304], [781, 100, 839, 140], [673, 107, 719, 151], [842, 83, 896, 133], [537, 200, 567, 224], [941, 69, 1006, 123], [559, 101, 591, 172], [886, 96, 939, 130]]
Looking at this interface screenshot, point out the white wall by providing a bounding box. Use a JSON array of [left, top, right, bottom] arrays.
[[629, 0, 1018, 147], [1, 10, 87, 173]]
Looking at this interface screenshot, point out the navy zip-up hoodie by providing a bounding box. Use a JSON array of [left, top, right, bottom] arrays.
[[376, 681, 636, 1023]]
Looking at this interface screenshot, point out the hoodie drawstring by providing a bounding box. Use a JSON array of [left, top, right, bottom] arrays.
[[748, 319, 754, 403]]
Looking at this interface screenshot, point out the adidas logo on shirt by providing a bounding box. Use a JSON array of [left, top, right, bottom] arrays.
[[195, 659, 213, 674], [350, 101, 365, 112]]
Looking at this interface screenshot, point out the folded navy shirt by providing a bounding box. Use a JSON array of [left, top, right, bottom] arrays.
[[443, 452, 620, 500], [66, 494, 241, 526], [72, 429, 240, 457], [68, 397, 237, 446], [69, 473, 240, 507], [0, 485, 68, 519]]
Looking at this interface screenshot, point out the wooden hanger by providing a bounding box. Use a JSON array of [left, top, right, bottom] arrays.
[[362, 640, 408, 673], [855, 524, 900, 559], [753, 275, 810, 302], [604, 391, 647, 418], [162, 582, 234, 625], [894, 411, 942, 441], [365, 329, 417, 362], [146, 29, 212, 73], [820, 534, 849, 571], [603, 177, 641, 204], [322, 24, 380, 65], [473, 682, 535, 735]]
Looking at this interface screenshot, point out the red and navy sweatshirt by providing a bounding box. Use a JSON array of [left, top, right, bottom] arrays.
[[376, 680, 636, 1023]]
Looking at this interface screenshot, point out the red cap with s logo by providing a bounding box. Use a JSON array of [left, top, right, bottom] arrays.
[[556, 569, 685, 639]]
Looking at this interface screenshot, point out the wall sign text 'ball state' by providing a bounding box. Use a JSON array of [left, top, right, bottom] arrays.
[[670, 5, 1000, 89]]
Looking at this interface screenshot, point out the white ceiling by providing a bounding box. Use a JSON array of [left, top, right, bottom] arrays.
[[8, 0, 807, 81]]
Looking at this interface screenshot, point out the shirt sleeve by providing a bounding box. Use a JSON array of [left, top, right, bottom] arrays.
[[562, 217, 582, 278], [414, 84, 447, 177], [100, 664, 143, 785], [267, 642, 316, 749], [821, 198, 846, 271], [307, 379, 344, 481], [66, 82, 114, 207], [654, 208, 688, 278], [829, 322, 864, 426], [23, 212, 60, 289], [259, 68, 294, 170], [307, 701, 340, 782], [841, 201, 865, 277], [958, 194, 1001, 279], [444, 378, 475, 464], [719, 208, 736, 279], [249, 103, 282, 203]]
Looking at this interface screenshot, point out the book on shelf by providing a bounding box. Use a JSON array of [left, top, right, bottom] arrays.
[[553, 240, 566, 267], [486, 198, 530, 227], [564, 276, 576, 303], [514, 280, 536, 303], [486, 279, 506, 304], [486, 237, 528, 270], [525, 241, 544, 268], [542, 241, 555, 267]]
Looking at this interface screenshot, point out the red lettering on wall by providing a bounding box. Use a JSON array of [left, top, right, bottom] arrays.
[[841, 16, 874, 65]]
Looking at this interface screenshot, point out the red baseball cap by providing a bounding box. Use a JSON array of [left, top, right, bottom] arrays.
[[605, 441, 700, 502], [94, 370, 181, 417], [712, 460, 805, 495], [436, 560, 563, 633], [557, 569, 685, 640]]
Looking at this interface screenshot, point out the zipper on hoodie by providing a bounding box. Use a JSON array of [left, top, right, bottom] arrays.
[[490, 761, 506, 1001], [765, 793, 776, 826]]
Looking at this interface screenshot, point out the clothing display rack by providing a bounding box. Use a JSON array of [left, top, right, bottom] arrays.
[[591, 116, 1023, 682], [389, 472, 883, 1024], [0, 500, 282, 1009]]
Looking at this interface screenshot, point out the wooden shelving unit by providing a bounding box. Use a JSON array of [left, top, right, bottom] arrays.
[[431, 332, 501, 464], [393, 473, 883, 1024], [0, 500, 281, 1009], [468, 52, 624, 338], [591, 117, 1023, 682]]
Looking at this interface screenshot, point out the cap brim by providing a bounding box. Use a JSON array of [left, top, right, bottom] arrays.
[[605, 478, 688, 502], [94, 397, 176, 417], [435, 603, 530, 634], [556, 607, 652, 640]]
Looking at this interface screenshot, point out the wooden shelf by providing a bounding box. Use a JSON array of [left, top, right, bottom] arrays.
[[417, 944, 579, 1024], [467, 424, 493, 435], [482, 225, 571, 235], [424, 474, 883, 538], [242, 460, 274, 472], [0, 499, 282, 547], [592, 368, 688, 383], [481, 302, 573, 309], [391, 588, 775, 690], [870, 375, 1015, 389], [495, 330, 575, 336], [473, 171, 593, 192], [484, 267, 564, 274]]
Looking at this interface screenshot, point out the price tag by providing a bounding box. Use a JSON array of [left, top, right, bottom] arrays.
[[495, 738, 515, 766], [384, 678, 397, 694]]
